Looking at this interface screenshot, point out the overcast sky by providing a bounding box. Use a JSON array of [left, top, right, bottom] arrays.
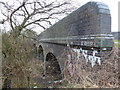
[[0, 0, 119, 33], [72, 0, 119, 32]]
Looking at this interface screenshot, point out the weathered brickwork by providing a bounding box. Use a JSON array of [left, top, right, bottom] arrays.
[[37, 2, 114, 79]]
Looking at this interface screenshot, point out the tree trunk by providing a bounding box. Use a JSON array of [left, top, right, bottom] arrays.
[[3, 77, 11, 88]]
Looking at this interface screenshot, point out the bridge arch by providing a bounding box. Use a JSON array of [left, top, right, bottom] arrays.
[[45, 52, 62, 80], [38, 45, 44, 61]]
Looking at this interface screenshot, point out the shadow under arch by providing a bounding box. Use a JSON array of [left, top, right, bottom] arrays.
[[46, 52, 62, 80], [38, 45, 44, 61]]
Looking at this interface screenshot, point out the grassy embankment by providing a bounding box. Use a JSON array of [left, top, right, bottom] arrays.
[[114, 40, 120, 46]]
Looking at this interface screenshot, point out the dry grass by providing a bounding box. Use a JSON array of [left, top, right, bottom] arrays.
[[9, 59, 44, 88], [11, 46, 119, 88], [63, 46, 119, 88]]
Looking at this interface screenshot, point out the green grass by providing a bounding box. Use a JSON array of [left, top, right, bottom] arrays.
[[114, 40, 120, 42], [114, 40, 120, 46], [114, 43, 119, 46]]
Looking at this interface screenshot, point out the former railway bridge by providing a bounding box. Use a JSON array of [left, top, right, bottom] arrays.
[[36, 1, 114, 80]]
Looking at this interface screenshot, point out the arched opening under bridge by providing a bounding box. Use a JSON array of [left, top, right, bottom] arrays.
[[38, 45, 44, 61], [46, 52, 62, 80]]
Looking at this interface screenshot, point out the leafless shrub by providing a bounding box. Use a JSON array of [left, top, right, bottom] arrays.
[[63, 47, 119, 88]]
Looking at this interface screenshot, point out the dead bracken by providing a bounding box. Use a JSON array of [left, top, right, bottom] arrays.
[[63, 46, 119, 88]]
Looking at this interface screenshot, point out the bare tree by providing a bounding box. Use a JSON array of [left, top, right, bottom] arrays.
[[0, 0, 76, 37], [1, 0, 76, 88]]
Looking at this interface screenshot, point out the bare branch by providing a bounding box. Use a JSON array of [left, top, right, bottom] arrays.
[[33, 23, 46, 30], [10, 2, 25, 30], [23, 16, 51, 28], [44, 20, 52, 25], [23, 5, 29, 15], [22, 34, 37, 41], [0, 0, 75, 37]]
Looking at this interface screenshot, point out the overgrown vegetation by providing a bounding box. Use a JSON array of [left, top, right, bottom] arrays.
[[1, 0, 119, 88], [0, 0, 75, 88], [21, 46, 119, 88], [2, 30, 37, 88], [63, 46, 119, 88]]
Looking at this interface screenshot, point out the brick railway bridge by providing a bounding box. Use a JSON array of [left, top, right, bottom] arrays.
[[36, 1, 114, 80]]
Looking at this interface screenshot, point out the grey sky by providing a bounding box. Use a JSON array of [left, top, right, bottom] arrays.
[[0, 0, 119, 33]]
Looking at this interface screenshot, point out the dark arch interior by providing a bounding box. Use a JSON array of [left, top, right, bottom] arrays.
[[46, 53, 62, 80], [38, 45, 44, 61]]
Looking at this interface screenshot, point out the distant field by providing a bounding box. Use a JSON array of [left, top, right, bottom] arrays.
[[114, 40, 120, 42], [114, 40, 120, 46]]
